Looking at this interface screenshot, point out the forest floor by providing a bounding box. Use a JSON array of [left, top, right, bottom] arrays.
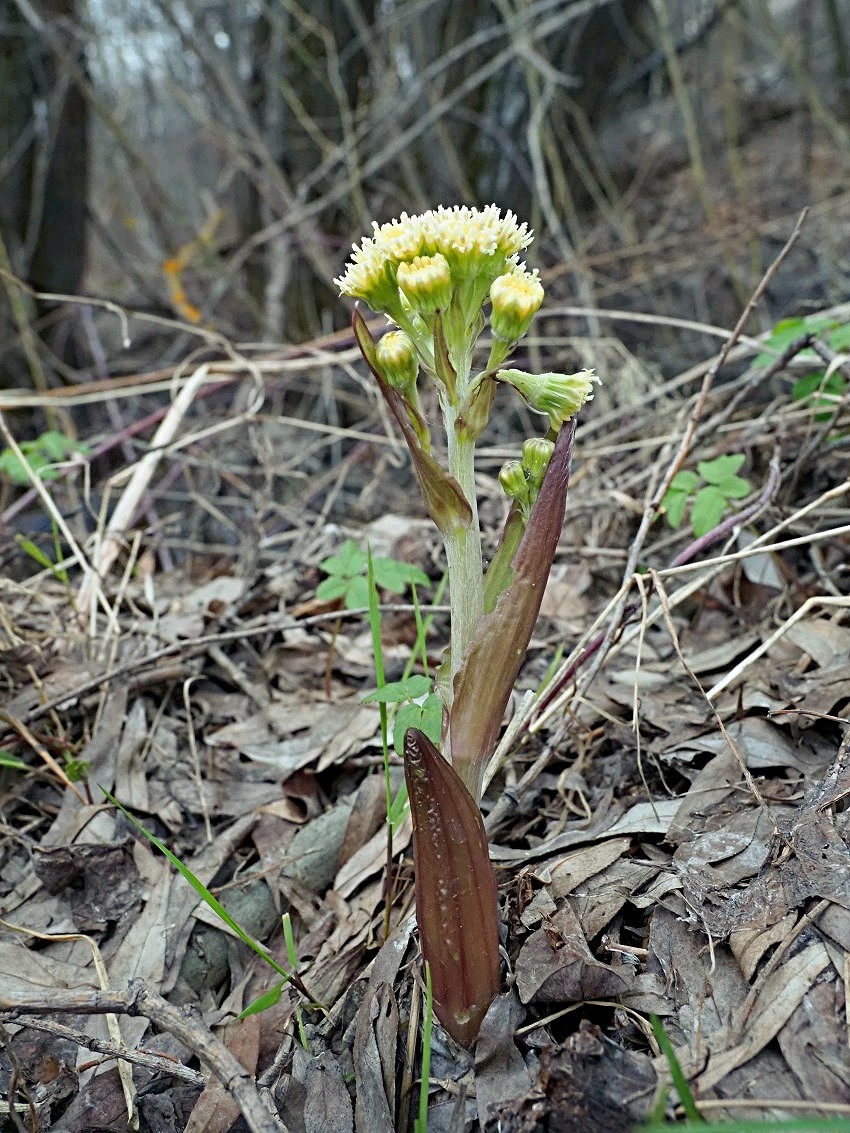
[[2, 158, 850, 1130]]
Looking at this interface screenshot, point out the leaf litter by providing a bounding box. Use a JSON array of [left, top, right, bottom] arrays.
[[1, 306, 850, 1132]]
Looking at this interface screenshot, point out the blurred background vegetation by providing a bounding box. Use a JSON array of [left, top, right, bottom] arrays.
[[1, 0, 849, 568], [2, 0, 849, 385]]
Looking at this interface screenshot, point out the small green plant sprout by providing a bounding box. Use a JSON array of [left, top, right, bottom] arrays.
[[662, 454, 751, 538], [316, 537, 431, 610], [338, 204, 597, 1045], [791, 368, 847, 421], [0, 749, 28, 770], [0, 430, 88, 484], [753, 311, 850, 370], [753, 310, 849, 425]]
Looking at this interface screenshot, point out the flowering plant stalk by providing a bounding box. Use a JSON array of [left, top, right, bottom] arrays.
[[337, 205, 596, 1045]]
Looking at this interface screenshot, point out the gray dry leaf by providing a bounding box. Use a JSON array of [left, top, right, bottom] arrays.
[[206, 696, 378, 775], [515, 903, 633, 1005], [474, 990, 533, 1128], [352, 920, 413, 1133], [299, 1048, 354, 1133]]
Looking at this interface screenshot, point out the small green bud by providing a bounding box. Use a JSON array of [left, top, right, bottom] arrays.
[[498, 368, 598, 429], [498, 459, 530, 506], [397, 253, 453, 315], [489, 270, 544, 342], [376, 330, 419, 394], [521, 437, 555, 485]]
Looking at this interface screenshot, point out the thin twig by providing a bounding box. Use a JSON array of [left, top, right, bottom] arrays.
[[0, 980, 289, 1133], [1, 1015, 205, 1087]]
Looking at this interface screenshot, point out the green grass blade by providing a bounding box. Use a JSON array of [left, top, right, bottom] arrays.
[[102, 788, 317, 999], [650, 1014, 703, 1123]]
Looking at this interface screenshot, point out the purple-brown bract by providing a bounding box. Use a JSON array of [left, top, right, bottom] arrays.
[[403, 727, 501, 1048], [449, 419, 576, 799]]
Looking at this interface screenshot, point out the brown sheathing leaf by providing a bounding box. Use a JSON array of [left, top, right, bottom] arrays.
[[403, 728, 501, 1047], [449, 420, 576, 798], [352, 307, 472, 536]]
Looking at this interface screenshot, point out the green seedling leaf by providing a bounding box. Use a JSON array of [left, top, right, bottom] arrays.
[[239, 980, 287, 1019], [661, 486, 690, 530], [318, 538, 431, 610], [649, 1014, 703, 1123], [752, 314, 817, 368], [690, 485, 728, 536], [415, 960, 434, 1133], [667, 469, 700, 493], [827, 322, 850, 351], [315, 574, 350, 602], [17, 533, 70, 586], [793, 370, 846, 421], [17, 538, 59, 572], [792, 370, 843, 401], [342, 575, 369, 610], [753, 312, 850, 369], [40, 431, 84, 461], [420, 693, 443, 743], [362, 674, 433, 704], [719, 475, 751, 499], [662, 455, 751, 538], [320, 539, 365, 578], [394, 694, 442, 754], [387, 783, 409, 832], [0, 432, 89, 484], [696, 453, 745, 484], [372, 557, 430, 593], [0, 450, 29, 483], [0, 749, 28, 770]]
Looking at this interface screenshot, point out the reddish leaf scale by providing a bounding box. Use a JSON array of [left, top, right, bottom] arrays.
[[403, 728, 501, 1047]]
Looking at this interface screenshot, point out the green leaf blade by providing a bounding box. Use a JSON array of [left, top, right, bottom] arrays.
[[690, 485, 728, 536]]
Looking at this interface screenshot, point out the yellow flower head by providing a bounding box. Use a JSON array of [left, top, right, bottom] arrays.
[[397, 254, 453, 314], [489, 268, 544, 343], [335, 205, 533, 318]]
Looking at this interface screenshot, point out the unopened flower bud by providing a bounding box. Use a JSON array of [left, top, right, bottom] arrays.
[[397, 253, 453, 315], [376, 330, 419, 395], [489, 270, 544, 342], [498, 368, 598, 429], [521, 437, 555, 485], [498, 460, 529, 506]]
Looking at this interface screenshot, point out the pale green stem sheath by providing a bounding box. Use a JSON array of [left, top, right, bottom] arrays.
[[440, 386, 484, 731]]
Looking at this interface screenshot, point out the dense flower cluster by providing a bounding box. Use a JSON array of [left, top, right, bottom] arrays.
[[335, 205, 535, 321]]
